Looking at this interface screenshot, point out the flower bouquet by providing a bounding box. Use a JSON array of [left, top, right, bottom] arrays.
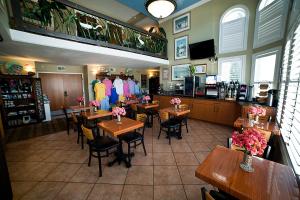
[[112, 107, 126, 122], [248, 106, 266, 124], [232, 128, 267, 172], [76, 96, 84, 106], [89, 100, 100, 112], [170, 97, 181, 110], [143, 95, 151, 104]]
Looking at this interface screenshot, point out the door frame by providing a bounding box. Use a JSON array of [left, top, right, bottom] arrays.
[[37, 72, 86, 105]]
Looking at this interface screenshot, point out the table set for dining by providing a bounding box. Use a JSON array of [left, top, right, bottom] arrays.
[[69, 100, 191, 169]]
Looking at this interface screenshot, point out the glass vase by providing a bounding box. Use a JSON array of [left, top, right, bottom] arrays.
[[146, 100, 148, 104], [240, 153, 254, 172], [79, 102, 82, 106], [254, 115, 259, 124], [117, 115, 121, 122], [93, 106, 97, 112], [175, 104, 179, 110]]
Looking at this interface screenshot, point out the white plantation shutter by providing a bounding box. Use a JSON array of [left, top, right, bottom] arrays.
[[218, 56, 246, 82], [253, 0, 289, 48], [219, 7, 249, 53], [220, 18, 247, 53], [277, 21, 300, 175]]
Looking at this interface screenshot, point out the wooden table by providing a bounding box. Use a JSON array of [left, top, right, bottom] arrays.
[[160, 107, 191, 117], [122, 99, 140, 105], [81, 110, 112, 120], [234, 117, 280, 142], [98, 117, 144, 167], [70, 105, 92, 112], [137, 103, 159, 109], [195, 146, 300, 200]]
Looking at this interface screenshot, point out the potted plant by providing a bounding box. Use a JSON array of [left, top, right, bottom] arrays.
[[112, 107, 126, 123], [89, 100, 100, 112], [248, 106, 266, 125], [232, 129, 267, 172], [170, 97, 181, 110], [76, 96, 84, 106], [143, 95, 151, 104], [189, 64, 196, 76]]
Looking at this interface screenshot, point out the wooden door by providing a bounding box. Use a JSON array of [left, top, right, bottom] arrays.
[[39, 73, 83, 111]]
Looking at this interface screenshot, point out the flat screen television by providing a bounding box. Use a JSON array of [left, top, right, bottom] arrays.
[[189, 39, 215, 60]]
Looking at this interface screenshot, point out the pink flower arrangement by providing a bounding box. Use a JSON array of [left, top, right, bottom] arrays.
[[170, 97, 181, 105], [143, 95, 151, 101], [232, 129, 267, 156], [112, 107, 126, 116], [89, 100, 100, 107], [248, 106, 266, 116], [76, 96, 84, 103]]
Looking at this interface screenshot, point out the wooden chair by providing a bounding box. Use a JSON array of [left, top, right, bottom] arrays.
[[178, 104, 189, 133], [144, 100, 160, 126], [71, 112, 85, 149], [62, 106, 72, 135], [201, 187, 237, 200], [130, 103, 138, 119], [158, 110, 181, 145], [81, 125, 119, 177], [120, 114, 147, 167]]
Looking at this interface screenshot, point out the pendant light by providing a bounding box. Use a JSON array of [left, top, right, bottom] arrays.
[[145, 0, 176, 19]]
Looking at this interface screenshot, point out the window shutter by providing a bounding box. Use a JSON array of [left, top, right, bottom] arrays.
[[253, 0, 289, 48], [220, 17, 247, 53]]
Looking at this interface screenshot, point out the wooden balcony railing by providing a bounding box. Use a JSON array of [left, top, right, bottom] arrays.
[[9, 0, 168, 59]]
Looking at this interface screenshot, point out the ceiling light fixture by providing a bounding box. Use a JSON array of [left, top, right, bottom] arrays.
[[145, 0, 176, 19]]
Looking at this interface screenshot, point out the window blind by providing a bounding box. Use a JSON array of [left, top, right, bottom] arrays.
[[220, 17, 247, 53], [277, 22, 300, 175], [253, 0, 289, 48]]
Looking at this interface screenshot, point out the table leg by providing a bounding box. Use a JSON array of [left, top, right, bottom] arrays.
[[108, 136, 133, 168]]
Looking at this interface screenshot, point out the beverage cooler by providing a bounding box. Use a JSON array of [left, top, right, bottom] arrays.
[[184, 76, 200, 97]]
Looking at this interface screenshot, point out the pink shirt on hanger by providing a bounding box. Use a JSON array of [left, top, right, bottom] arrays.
[[123, 81, 130, 97], [102, 78, 113, 96]]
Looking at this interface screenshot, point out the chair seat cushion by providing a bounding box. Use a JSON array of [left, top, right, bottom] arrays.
[[91, 136, 118, 151], [120, 132, 143, 143]]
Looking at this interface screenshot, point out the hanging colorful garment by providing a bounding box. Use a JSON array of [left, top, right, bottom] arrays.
[[128, 79, 136, 95], [134, 82, 141, 94], [123, 80, 130, 97], [113, 78, 123, 96], [101, 96, 110, 111], [94, 82, 106, 101], [102, 78, 113, 96], [110, 87, 118, 104]]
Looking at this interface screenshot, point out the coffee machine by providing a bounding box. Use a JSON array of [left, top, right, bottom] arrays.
[[217, 82, 227, 100], [205, 75, 218, 98], [238, 84, 248, 101]]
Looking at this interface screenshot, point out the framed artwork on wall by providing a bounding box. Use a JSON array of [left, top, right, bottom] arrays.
[[194, 64, 207, 74], [171, 64, 190, 81], [173, 12, 190, 34], [162, 68, 169, 80], [175, 36, 188, 60]]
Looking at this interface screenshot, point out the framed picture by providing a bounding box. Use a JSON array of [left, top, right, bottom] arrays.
[[162, 68, 169, 80], [194, 64, 207, 74], [173, 12, 190, 34], [171, 64, 190, 81], [175, 36, 188, 60]]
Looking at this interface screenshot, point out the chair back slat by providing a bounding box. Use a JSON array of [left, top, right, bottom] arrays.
[[81, 125, 94, 140], [71, 112, 78, 123], [159, 111, 169, 121], [179, 104, 189, 109], [136, 114, 147, 123]]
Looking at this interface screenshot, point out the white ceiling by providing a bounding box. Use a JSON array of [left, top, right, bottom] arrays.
[[0, 29, 169, 68]]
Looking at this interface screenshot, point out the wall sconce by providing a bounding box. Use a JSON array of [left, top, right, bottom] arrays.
[[24, 64, 33, 72]]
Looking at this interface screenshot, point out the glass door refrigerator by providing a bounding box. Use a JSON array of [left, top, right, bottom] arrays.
[[184, 76, 200, 97]]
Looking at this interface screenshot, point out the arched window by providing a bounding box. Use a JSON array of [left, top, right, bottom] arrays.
[[219, 6, 249, 54], [253, 0, 290, 48]]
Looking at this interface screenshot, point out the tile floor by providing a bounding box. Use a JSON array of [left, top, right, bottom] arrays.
[[5, 119, 232, 200]]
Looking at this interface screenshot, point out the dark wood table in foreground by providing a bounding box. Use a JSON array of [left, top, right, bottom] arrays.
[[195, 146, 299, 200]]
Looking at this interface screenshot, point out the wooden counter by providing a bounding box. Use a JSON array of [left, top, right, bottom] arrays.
[[153, 95, 241, 126]]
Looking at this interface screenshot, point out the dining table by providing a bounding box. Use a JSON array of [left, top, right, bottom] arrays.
[[69, 105, 92, 112], [195, 145, 300, 200], [98, 117, 144, 167], [160, 107, 191, 117], [234, 117, 280, 142]]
